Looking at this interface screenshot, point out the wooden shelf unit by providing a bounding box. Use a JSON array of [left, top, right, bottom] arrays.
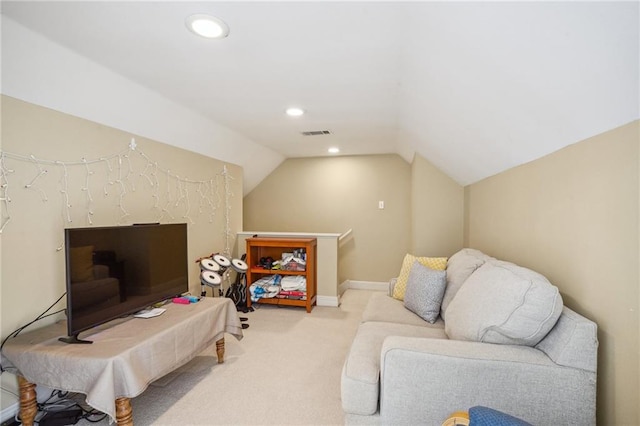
[[245, 237, 317, 313]]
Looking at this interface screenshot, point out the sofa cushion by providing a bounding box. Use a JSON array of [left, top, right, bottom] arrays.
[[362, 292, 445, 329], [440, 248, 492, 321], [403, 262, 447, 323], [392, 254, 447, 301], [341, 321, 447, 415], [445, 261, 563, 346]]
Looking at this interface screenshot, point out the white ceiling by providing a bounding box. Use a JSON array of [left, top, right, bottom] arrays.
[[2, 1, 638, 188]]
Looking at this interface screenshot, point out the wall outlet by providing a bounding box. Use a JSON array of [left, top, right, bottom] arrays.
[[378, 201, 384, 209]]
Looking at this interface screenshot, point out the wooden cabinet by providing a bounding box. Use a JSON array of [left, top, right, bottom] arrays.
[[245, 237, 317, 313]]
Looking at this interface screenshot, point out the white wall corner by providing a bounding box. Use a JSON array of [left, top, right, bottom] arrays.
[[394, 135, 416, 164]]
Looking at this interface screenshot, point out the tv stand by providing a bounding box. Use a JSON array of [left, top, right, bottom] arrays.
[[58, 334, 93, 344], [2, 298, 243, 426]]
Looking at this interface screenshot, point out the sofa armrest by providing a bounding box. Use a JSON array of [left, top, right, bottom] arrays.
[[379, 336, 596, 426]]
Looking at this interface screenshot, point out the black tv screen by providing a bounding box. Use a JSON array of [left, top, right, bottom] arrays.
[[62, 223, 189, 343]]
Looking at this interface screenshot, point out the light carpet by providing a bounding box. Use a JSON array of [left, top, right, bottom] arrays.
[[75, 289, 378, 425]]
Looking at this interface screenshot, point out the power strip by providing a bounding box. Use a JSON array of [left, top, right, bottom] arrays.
[[39, 408, 83, 426]]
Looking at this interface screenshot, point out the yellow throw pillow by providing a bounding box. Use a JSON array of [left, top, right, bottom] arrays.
[[392, 253, 448, 300]]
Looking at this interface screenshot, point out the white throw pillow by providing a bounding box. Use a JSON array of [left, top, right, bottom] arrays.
[[403, 261, 447, 324], [445, 260, 563, 346]]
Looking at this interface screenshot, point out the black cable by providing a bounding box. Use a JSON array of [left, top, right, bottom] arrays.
[[0, 308, 66, 354], [38, 389, 62, 407], [0, 293, 66, 373], [38, 389, 70, 409], [0, 294, 110, 424]]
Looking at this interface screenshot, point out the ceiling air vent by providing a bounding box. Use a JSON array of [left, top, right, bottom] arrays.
[[301, 130, 332, 136]]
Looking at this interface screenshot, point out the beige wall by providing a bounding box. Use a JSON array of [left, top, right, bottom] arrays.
[[243, 153, 467, 285], [0, 95, 243, 351], [243, 155, 412, 284], [0, 94, 7, 410], [411, 153, 464, 257], [465, 120, 639, 425]]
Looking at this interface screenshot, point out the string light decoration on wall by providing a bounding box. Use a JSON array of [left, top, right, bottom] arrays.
[[222, 165, 235, 256], [0, 153, 15, 233], [0, 139, 236, 250]]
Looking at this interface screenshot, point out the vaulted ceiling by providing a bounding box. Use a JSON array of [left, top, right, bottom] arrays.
[[2, 1, 638, 193]]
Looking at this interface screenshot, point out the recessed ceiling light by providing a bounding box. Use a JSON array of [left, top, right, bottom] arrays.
[[285, 107, 305, 117], [186, 14, 229, 39], [328, 147, 340, 154]]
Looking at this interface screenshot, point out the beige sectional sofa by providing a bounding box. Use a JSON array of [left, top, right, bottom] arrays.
[[341, 248, 598, 425]]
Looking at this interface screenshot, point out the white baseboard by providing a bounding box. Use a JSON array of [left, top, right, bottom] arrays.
[[316, 295, 339, 307], [317, 281, 386, 308], [1, 374, 19, 424], [1, 401, 18, 424], [339, 280, 388, 295]]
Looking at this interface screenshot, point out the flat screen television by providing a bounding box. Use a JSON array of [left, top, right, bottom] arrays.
[[61, 223, 189, 343]]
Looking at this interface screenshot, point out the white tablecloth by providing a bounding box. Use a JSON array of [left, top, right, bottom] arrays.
[[2, 297, 243, 422]]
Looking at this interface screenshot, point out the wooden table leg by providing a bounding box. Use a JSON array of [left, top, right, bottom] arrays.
[[18, 376, 37, 426], [215, 337, 225, 363], [115, 397, 133, 426]]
